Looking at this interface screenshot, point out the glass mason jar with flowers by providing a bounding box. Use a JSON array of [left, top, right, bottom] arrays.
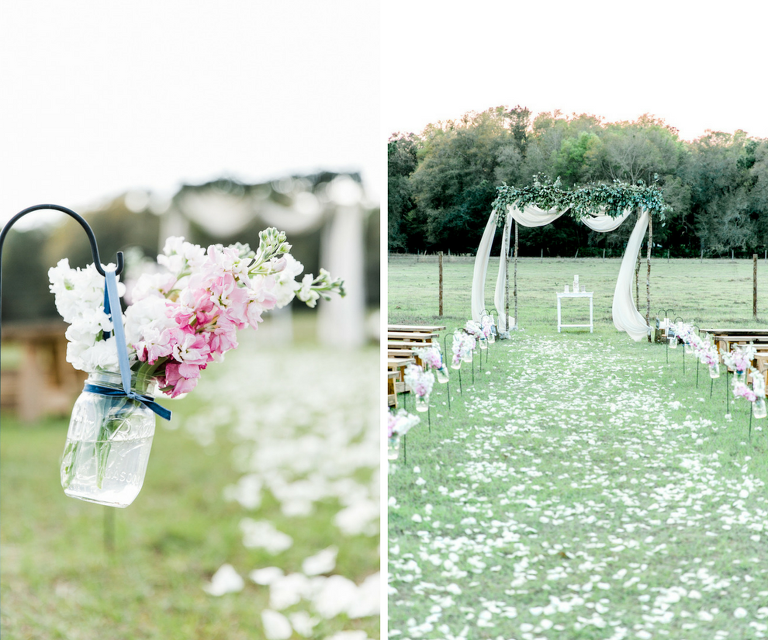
[[60, 370, 158, 507], [50, 229, 344, 507]]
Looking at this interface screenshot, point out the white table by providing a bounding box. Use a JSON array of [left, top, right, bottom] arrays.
[[557, 291, 593, 333]]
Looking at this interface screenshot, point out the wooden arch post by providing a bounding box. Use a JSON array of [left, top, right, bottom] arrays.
[[646, 212, 652, 342]]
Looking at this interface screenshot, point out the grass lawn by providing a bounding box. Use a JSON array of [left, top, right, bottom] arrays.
[[388, 256, 768, 640], [1, 316, 379, 640]]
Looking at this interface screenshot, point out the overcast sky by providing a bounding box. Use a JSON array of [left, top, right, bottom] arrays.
[[382, 1, 768, 142], [0, 0, 379, 226]]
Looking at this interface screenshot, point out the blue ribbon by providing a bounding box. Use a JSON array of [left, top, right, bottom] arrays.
[[84, 382, 172, 421], [87, 268, 172, 421]]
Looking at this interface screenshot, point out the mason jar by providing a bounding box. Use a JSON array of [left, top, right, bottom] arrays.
[[60, 369, 157, 508], [436, 365, 449, 384], [415, 394, 429, 412]]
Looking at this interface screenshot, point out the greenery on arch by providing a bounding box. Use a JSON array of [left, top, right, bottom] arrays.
[[493, 175, 670, 225]]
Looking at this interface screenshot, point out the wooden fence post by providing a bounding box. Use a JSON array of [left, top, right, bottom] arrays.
[[438, 251, 444, 317]]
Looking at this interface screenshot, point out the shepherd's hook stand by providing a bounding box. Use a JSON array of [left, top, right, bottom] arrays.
[[1, 204, 126, 554]]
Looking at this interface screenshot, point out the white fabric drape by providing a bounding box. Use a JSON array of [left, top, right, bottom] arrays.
[[471, 203, 649, 340], [470, 210, 499, 322], [509, 204, 566, 227], [581, 207, 632, 232], [612, 209, 650, 341]]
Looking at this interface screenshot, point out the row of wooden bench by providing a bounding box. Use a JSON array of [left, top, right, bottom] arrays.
[[386, 324, 446, 408], [701, 328, 768, 387]]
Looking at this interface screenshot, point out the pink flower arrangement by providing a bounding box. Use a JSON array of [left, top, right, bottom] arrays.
[[50, 229, 344, 398], [414, 346, 442, 370], [388, 409, 419, 438], [723, 345, 756, 373], [452, 329, 473, 365], [404, 364, 434, 398], [733, 381, 757, 403]]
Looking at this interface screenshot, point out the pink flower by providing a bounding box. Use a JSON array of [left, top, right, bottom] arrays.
[[171, 330, 211, 365], [162, 362, 202, 397]]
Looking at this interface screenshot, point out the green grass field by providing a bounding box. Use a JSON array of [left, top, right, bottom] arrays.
[[389, 255, 768, 330], [1, 317, 379, 640], [389, 256, 768, 640]]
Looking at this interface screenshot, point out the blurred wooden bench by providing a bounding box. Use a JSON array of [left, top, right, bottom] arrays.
[[387, 356, 414, 395], [1, 320, 86, 422]]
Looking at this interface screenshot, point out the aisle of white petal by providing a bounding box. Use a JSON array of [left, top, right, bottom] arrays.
[[170, 330, 379, 640], [389, 335, 768, 640]]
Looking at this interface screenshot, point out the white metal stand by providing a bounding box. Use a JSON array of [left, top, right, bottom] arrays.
[[557, 291, 593, 333]]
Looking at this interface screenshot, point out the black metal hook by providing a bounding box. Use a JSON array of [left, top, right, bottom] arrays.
[[0, 204, 124, 277], [0, 204, 124, 344]]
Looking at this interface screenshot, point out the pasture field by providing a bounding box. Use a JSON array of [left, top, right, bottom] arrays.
[[389, 256, 768, 640]]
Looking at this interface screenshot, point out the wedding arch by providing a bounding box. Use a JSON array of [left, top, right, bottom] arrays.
[[471, 177, 669, 342]]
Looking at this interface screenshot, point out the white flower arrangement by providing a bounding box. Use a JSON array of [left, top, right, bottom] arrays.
[[387, 409, 420, 438], [403, 364, 434, 399]]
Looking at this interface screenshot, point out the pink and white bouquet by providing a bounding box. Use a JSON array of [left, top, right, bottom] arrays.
[[465, 320, 484, 340], [722, 345, 755, 374], [699, 344, 720, 368], [387, 409, 420, 438], [414, 345, 443, 371], [481, 315, 495, 339], [733, 381, 757, 403], [49, 229, 344, 397], [451, 330, 473, 366], [404, 364, 434, 399]]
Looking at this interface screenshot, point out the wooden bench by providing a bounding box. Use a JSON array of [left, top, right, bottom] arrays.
[[388, 356, 415, 395], [388, 371, 399, 407], [1, 320, 86, 422]]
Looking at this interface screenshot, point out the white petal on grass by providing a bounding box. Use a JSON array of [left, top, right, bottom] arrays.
[[311, 575, 360, 619], [270, 573, 310, 610], [261, 609, 292, 640], [240, 519, 293, 553], [347, 573, 380, 618], [334, 500, 379, 536], [203, 563, 244, 596], [324, 632, 368, 640], [302, 547, 338, 576], [735, 608, 748, 618], [288, 611, 319, 637], [250, 567, 285, 586]]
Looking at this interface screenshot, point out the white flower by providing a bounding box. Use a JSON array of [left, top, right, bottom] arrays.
[[158, 236, 206, 275], [272, 254, 304, 309], [296, 274, 321, 308]]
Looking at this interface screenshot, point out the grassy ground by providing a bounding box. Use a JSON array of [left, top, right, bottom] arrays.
[[389, 257, 768, 640], [1, 315, 379, 640]]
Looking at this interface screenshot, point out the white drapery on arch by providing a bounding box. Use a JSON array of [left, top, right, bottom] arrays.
[[471, 204, 650, 341]]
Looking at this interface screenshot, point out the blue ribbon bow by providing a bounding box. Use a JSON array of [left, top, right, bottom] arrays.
[[87, 268, 172, 421]]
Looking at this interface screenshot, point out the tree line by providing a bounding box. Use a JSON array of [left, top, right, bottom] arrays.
[[388, 106, 768, 258]]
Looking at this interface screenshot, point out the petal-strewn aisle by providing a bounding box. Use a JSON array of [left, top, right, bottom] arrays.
[[389, 335, 768, 640]]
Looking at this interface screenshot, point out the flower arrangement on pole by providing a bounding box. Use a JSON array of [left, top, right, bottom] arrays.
[[387, 409, 420, 461], [481, 314, 496, 344], [50, 229, 344, 507], [699, 344, 721, 378], [465, 320, 487, 350], [404, 364, 434, 412], [414, 345, 449, 383], [451, 330, 473, 369], [722, 345, 755, 383]]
